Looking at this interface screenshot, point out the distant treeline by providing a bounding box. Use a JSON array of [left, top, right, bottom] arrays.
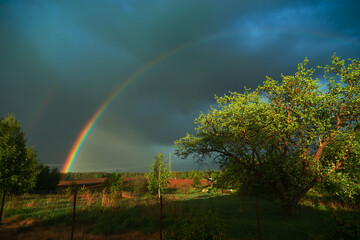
[[61, 170, 218, 180]]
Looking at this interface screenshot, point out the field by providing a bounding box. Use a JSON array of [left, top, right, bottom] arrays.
[[1, 179, 359, 240]]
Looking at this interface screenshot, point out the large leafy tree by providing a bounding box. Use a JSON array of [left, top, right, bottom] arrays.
[[147, 152, 171, 198], [175, 54, 360, 212]]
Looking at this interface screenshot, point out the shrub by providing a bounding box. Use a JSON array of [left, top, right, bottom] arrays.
[[178, 183, 192, 194], [64, 181, 79, 196], [191, 173, 202, 189], [128, 176, 148, 195], [315, 171, 360, 205], [32, 164, 60, 194], [104, 173, 123, 200]]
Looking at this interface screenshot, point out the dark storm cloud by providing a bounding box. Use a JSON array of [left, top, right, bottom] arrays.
[[1, 0, 359, 171]]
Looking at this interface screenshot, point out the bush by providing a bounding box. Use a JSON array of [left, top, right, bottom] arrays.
[[64, 181, 79, 196], [178, 183, 192, 194], [191, 173, 202, 189], [164, 210, 225, 240], [32, 164, 60, 194], [104, 173, 123, 200], [315, 171, 360, 205], [128, 176, 148, 195]]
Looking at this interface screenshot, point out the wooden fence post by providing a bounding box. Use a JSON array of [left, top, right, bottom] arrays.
[[256, 199, 261, 240], [71, 191, 77, 240]]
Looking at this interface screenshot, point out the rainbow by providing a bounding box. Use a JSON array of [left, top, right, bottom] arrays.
[[26, 86, 57, 136], [62, 29, 360, 174], [61, 40, 202, 173]]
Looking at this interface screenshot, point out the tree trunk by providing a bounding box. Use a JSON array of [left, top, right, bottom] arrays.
[[0, 190, 5, 224], [281, 199, 300, 217], [158, 169, 161, 199], [160, 194, 163, 240], [285, 205, 298, 216]]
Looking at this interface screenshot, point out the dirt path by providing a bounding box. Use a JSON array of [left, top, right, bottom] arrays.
[[0, 217, 158, 240]]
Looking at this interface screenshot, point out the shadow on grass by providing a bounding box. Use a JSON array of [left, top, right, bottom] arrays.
[[6, 194, 360, 240]]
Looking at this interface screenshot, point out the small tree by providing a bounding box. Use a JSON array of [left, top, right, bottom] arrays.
[[128, 175, 148, 195], [173, 170, 178, 179], [191, 173, 202, 189], [147, 152, 171, 198], [104, 173, 123, 200], [0, 115, 39, 222], [0, 115, 39, 193]]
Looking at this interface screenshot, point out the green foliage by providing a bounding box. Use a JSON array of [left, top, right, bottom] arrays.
[[67, 171, 146, 180], [188, 170, 196, 179], [316, 170, 360, 204], [32, 164, 60, 194], [207, 166, 242, 191], [191, 173, 202, 189], [78, 185, 90, 195], [147, 152, 171, 197], [104, 173, 123, 200], [315, 130, 360, 204], [65, 181, 79, 196], [175, 54, 360, 211], [164, 210, 225, 240], [128, 175, 148, 195], [0, 114, 39, 193], [179, 171, 187, 179]]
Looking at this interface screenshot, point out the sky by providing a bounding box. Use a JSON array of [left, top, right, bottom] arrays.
[[1, 0, 360, 172]]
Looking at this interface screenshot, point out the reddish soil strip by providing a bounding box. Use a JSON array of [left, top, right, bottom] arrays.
[[58, 177, 107, 189], [58, 178, 212, 189], [168, 179, 211, 189]]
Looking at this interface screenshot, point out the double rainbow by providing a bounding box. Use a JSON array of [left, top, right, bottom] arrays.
[[61, 41, 199, 173], [62, 29, 360, 174]]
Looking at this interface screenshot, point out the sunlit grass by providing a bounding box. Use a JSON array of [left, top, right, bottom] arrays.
[[2, 189, 360, 239]]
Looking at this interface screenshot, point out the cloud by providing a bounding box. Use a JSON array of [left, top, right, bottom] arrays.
[[1, 0, 359, 172]]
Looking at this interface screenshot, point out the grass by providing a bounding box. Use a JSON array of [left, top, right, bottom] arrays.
[[1, 189, 360, 239]]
